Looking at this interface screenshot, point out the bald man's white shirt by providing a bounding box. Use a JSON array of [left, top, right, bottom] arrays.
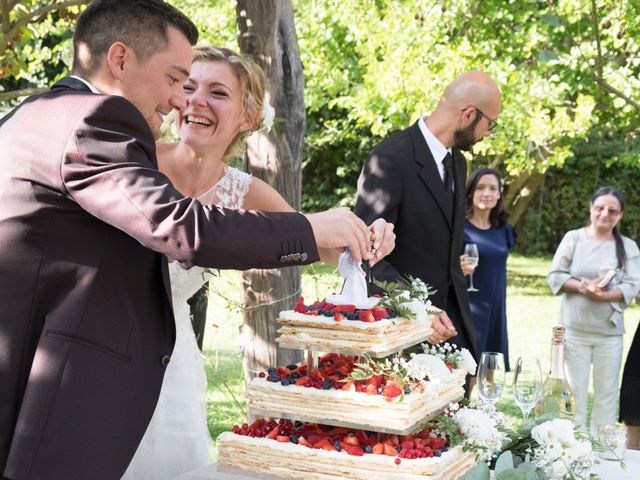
[[418, 115, 453, 187]]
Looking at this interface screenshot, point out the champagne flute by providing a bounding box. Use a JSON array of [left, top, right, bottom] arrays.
[[477, 352, 505, 406], [464, 243, 479, 292], [512, 357, 542, 421]]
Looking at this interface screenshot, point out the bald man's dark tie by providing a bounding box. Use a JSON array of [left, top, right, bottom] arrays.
[[443, 153, 454, 193], [442, 152, 454, 221]]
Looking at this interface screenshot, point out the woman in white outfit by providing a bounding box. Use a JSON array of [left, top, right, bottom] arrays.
[[548, 186, 640, 435], [122, 46, 394, 480]]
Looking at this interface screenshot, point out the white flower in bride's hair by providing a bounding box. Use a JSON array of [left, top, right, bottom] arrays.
[[262, 99, 275, 132]]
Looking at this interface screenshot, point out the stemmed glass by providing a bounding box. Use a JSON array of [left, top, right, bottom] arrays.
[[512, 357, 542, 421], [477, 352, 505, 406], [464, 243, 479, 292]]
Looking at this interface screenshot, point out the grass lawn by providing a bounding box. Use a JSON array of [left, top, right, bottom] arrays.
[[201, 254, 640, 454]]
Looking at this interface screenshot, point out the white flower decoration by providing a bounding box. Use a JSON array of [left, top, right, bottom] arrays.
[[402, 298, 429, 324], [531, 418, 575, 446], [530, 419, 594, 480], [458, 348, 477, 375], [406, 353, 451, 382], [453, 407, 506, 463], [262, 99, 275, 132]]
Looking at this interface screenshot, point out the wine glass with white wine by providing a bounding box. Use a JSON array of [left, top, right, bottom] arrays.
[[477, 352, 505, 406], [512, 357, 542, 422], [464, 243, 479, 292]]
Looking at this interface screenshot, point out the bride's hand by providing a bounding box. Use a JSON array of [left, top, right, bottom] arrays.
[[367, 218, 395, 265]]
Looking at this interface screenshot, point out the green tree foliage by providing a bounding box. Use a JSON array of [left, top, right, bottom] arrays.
[[294, 0, 640, 212], [166, 0, 235, 46], [0, 1, 88, 106], [2, 0, 639, 246]]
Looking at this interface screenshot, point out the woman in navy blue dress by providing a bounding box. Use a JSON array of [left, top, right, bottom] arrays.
[[461, 167, 516, 370]]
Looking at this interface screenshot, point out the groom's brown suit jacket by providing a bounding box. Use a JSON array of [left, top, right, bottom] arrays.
[[0, 77, 317, 480]]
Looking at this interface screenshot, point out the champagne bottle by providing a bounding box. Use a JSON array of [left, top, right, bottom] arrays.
[[534, 325, 576, 419]]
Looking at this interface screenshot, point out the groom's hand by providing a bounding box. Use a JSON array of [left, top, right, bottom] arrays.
[[367, 218, 395, 266], [305, 208, 373, 264], [427, 311, 457, 344]]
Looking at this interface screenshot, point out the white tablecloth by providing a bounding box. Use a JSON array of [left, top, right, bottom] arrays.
[[592, 448, 640, 479], [173, 450, 640, 479]]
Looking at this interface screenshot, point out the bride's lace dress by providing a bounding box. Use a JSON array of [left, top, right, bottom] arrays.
[[122, 166, 252, 480]]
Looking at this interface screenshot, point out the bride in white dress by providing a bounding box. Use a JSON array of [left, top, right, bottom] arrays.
[[121, 46, 394, 480]]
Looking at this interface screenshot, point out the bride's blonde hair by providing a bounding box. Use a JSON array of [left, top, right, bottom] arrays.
[[191, 46, 267, 158]]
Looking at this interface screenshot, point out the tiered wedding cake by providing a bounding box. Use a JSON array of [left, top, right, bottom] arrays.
[[217, 256, 476, 479]]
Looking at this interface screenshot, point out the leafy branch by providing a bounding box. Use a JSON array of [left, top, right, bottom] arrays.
[[372, 275, 437, 320], [0, 0, 90, 54]]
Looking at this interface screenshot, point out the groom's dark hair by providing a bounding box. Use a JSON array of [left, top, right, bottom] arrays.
[[72, 0, 198, 76]]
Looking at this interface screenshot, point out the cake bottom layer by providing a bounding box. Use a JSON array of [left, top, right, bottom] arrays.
[[217, 432, 476, 480]]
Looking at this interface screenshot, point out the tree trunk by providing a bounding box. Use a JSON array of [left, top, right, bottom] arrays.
[[507, 170, 545, 226], [236, 0, 305, 387], [503, 141, 560, 227]]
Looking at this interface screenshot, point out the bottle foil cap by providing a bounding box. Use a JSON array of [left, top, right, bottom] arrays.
[[552, 325, 566, 343]]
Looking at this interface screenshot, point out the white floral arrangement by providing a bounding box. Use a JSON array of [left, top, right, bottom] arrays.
[[530, 419, 594, 480], [405, 354, 452, 385], [347, 347, 468, 403], [460, 415, 619, 480], [373, 276, 437, 316], [418, 342, 477, 375], [408, 276, 432, 305], [419, 403, 509, 465], [454, 404, 510, 463]]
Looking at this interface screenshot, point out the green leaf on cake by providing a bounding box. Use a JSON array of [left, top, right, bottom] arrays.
[[394, 305, 414, 319]]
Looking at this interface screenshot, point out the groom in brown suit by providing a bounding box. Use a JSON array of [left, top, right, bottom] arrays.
[[0, 1, 393, 479]]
